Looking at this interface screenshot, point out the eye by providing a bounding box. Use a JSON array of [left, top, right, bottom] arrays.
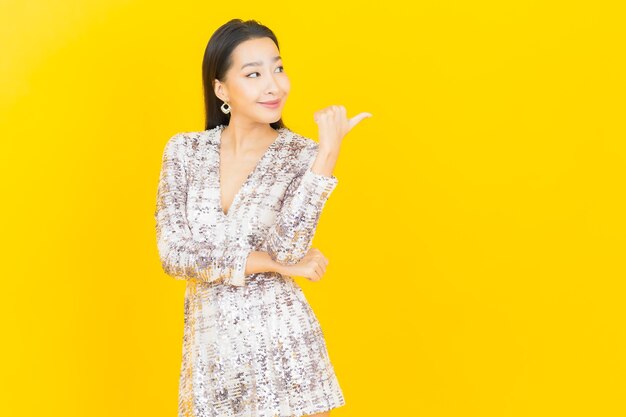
[[246, 66, 284, 78]]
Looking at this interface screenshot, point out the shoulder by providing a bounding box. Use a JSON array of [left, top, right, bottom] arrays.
[[160, 132, 186, 160], [284, 128, 320, 157], [280, 129, 325, 175], [179, 126, 222, 148], [162, 126, 222, 156], [286, 128, 317, 148]]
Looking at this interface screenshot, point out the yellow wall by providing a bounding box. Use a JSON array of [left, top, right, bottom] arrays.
[[1, 1, 624, 416]]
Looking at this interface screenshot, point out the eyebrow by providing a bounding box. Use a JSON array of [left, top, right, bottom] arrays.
[[240, 55, 282, 70]]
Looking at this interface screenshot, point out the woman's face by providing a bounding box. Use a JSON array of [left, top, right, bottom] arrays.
[[216, 37, 290, 125]]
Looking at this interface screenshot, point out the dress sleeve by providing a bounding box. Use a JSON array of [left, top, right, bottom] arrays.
[[154, 133, 252, 286], [263, 141, 339, 266]]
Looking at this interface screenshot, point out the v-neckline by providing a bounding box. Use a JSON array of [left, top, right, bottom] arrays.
[[216, 125, 287, 218]]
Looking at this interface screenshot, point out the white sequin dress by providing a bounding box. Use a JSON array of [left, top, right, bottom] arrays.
[[154, 125, 346, 417]]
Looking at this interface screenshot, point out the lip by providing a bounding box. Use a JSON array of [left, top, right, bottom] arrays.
[[258, 98, 281, 108]]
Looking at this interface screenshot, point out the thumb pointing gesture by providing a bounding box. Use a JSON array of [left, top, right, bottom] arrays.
[[348, 111, 374, 131], [314, 105, 373, 151]]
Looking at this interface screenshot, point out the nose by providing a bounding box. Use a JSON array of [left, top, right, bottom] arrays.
[[264, 73, 280, 95]]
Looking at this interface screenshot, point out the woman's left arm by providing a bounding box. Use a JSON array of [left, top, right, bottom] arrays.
[[263, 105, 372, 267], [262, 142, 339, 265]]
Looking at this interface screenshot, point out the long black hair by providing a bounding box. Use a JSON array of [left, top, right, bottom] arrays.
[[202, 19, 288, 131]]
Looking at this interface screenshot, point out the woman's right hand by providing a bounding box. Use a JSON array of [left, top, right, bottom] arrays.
[[280, 247, 329, 282]]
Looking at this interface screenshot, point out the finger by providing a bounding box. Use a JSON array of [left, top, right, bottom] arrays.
[[312, 251, 327, 267], [348, 112, 373, 131], [309, 268, 319, 282], [333, 106, 342, 124], [314, 111, 329, 125], [314, 262, 324, 279]]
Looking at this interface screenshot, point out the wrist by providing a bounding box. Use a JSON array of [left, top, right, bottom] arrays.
[[317, 145, 339, 159], [272, 260, 289, 276]]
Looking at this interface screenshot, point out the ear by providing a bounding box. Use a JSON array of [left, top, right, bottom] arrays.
[[214, 80, 227, 103]]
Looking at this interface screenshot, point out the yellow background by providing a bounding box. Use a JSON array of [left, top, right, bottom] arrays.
[[1, 1, 624, 416]]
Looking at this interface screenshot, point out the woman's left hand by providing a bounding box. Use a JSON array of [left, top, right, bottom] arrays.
[[314, 105, 372, 153]]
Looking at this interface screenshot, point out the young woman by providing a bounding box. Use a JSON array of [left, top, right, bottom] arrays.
[[155, 19, 371, 417]]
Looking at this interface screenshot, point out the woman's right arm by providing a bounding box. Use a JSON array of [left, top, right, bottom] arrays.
[[245, 251, 291, 276], [154, 133, 253, 286]]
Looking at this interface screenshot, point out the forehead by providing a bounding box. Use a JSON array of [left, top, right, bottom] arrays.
[[231, 37, 280, 64]]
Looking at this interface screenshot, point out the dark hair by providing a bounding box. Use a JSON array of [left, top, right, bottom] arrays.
[[202, 19, 288, 131]]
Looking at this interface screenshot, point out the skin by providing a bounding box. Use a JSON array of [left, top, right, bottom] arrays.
[[214, 37, 372, 289]]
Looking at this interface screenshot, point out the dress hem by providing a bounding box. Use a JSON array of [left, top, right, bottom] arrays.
[[283, 399, 347, 417]]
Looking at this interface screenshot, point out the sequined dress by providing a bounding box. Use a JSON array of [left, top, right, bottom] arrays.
[[154, 125, 346, 417]]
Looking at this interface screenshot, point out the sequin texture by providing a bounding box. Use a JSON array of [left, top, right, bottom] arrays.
[[154, 125, 346, 417]]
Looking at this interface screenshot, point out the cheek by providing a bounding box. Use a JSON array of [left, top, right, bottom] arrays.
[[231, 80, 259, 103]]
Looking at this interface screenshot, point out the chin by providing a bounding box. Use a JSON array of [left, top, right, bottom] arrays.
[[256, 114, 282, 124]]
